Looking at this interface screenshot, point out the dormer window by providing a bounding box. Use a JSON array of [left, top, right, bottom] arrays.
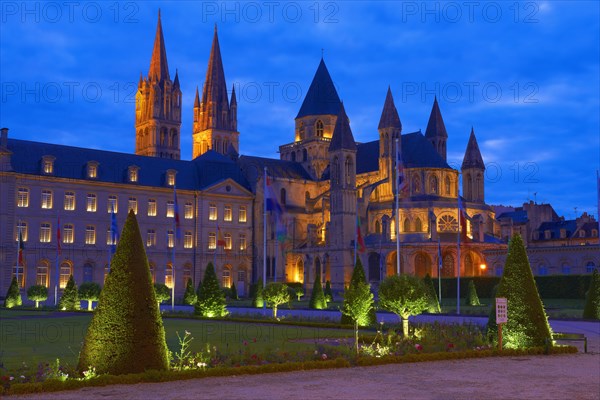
[[87, 161, 99, 179], [166, 169, 176, 186], [128, 165, 139, 183], [42, 155, 55, 175]]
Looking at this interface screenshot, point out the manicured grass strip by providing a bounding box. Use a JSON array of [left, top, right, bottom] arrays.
[[3, 346, 577, 396]]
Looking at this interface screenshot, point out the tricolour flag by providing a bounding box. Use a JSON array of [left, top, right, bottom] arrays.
[[56, 216, 61, 256], [356, 216, 366, 253], [265, 175, 288, 243], [458, 196, 470, 242], [17, 230, 24, 265], [216, 223, 226, 247], [395, 147, 408, 197]]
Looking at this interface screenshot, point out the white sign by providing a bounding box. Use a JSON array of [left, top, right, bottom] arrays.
[[496, 297, 507, 324]]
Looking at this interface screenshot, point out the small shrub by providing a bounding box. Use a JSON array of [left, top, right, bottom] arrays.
[[467, 280, 481, 306], [324, 280, 333, 303], [195, 263, 228, 318], [27, 284, 48, 308], [183, 279, 197, 305], [154, 283, 171, 305], [4, 277, 22, 308], [423, 274, 441, 313], [230, 281, 239, 300], [58, 275, 80, 311], [341, 259, 376, 326], [252, 279, 264, 308], [309, 273, 326, 310], [78, 282, 101, 311]]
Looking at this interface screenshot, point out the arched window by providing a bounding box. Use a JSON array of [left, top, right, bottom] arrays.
[[295, 258, 304, 283], [429, 175, 438, 194], [165, 263, 173, 289], [476, 173, 483, 200], [415, 218, 422, 232], [464, 173, 472, 197], [438, 215, 458, 232], [160, 128, 167, 146], [538, 264, 548, 276], [412, 175, 421, 194], [375, 220, 381, 234], [345, 156, 353, 185], [465, 254, 474, 276], [586, 261, 597, 273], [315, 120, 324, 137], [414, 253, 431, 277], [445, 176, 451, 196], [36, 260, 50, 287], [222, 265, 232, 288], [280, 188, 287, 205], [442, 254, 454, 277], [60, 261, 72, 289], [403, 218, 411, 233]]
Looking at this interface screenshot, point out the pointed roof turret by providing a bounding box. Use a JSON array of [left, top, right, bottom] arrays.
[[230, 84, 237, 107], [425, 96, 448, 138], [329, 103, 357, 152], [378, 86, 402, 130], [148, 10, 170, 81], [194, 87, 200, 108], [173, 69, 180, 88], [461, 127, 485, 169], [296, 58, 341, 119]]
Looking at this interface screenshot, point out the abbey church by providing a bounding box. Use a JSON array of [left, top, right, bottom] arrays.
[[3, 13, 594, 302]]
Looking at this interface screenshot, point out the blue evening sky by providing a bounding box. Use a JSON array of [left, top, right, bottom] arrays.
[[1, 1, 599, 218]]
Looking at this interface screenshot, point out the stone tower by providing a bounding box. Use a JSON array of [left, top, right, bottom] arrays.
[[328, 103, 357, 287], [192, 26, 238, 158], [135, 11, 182, 159], [424, 96, 448, 161], [279, 58, 342, 179], [378, 87, 402, 183], [461, 127, 485, 202]]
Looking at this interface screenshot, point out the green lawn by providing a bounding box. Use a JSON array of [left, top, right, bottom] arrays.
[[0, 310, 353, 370]]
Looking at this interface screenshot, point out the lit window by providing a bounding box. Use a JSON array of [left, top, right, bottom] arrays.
[[17, 188, 29, 207], [108, 195, 118, 213], [128, 166, 139, 183], [41, 190, 53, 209], [315, 120, 324, 137], [239, 234, 247, 251], [224, 233, 232, 250], [63, 224, 74, 244], [224, 205, 232, 222], [107, 227, 117, 245], [184, 202, 193, 219], [87, 193, 97, 212], [128, 197, 137, 214], [209, 203, 217, 220], [16, 221, 28, 242], [147, 229, 156, 247], [85, 225, 96, 245], [36, 261, 49, 287], [64, 192, 75, 211], [148, 199, 157, 216], [239, 206, 247, 223], [42, 156, 54, 174], [208, 232, 216, 250], [184, 231, 193, 249], [222, 267, 231, 288], [166, 169, 176, 186], [40, 223, 51, 243], [60, 262, 72, 288], [12, 264, 25, 288], [87, 161, 98, 179], [166, 201, 175, 218], [165, 264, 173, 289], [167, 230, 174, 248]]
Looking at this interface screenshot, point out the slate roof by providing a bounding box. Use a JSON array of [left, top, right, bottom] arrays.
[[238, 155, 313, 181], [378, 87, 402, 130], [497, 210, 528, 224], [296, 59, 341, 119], [425, 97, 448, 139], [328, 103, 357, 152], [462, 128, 485, 170], [6, 139, 250, 191], [537, 220, 577, 239]]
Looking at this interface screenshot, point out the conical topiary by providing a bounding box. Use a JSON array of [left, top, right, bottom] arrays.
[[230, 281, 239, 300], [252, 278, 264, 308], [423, 274, 441, 313], [58, 275, 80, 311], [195, 262, 228, 317], [196, 280, 202, 301], [583, 270, 600, 320], [183, 279, 197, 305], [77, 210, 169, 375], [467, 280, 481, 306], [4, 277, 22, 308], [487, 234, 552, 349], [324, 280, 333, 304], [341, 259, 376, 325], [309, 271, 326, 309]]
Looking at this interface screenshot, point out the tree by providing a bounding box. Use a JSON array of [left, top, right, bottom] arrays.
[[230, 281, 239, 300], [263, 282, 291, 318], [324, 280, 333, 304], [78, 282, 101, 311], [195, 262, 228, 318], [309, 272, 326, 310], [341, 280, 373, 355], [341, 259, 376, 326], [423, 274, 441, 313], [467, 280, 481, 306], [293, 286, 304, 301], [583, 269, 600, 320], [27, 285, 47, 308], [4, 277, 22, 308], [58, 275, 80, 311], [78, 210, 169, 375], [183, 279, 197, 305], [154, 283, 171, 306], [195, 280, 202, 302], [252, 278, 264, 308], [379, 275, 428, 337], [487, 234, 552, 349]]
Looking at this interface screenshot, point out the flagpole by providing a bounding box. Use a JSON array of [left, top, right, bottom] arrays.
[[172, 188, 175, 311], [395, 138, 401, 275], [263, 167, 268, 314], [16, 219, 21, 290], [438, 238, 442, 305], [354, 206, 358, 266], [457, 178, 462, 315], [55, 214, 60, 306]]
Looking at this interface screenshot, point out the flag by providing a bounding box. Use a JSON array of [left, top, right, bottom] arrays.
[[458, 196, 470, 242], [216, 223, 226, 247], [173, 185, 181, 239], [437, 238, 443, 272], [56, 216, 61, 256], [17, 230, 24, 265], [395, 147, 407, 197], [110, 204, 119, 254], [265, 175, 288, 243], [356, 216, 366, 253]]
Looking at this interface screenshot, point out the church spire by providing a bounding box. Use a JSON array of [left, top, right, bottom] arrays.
[[461, 127, 485, 202], [378, 86, 401, 130], [461, 127, 485, 170], [424, 96, 448, 160], [148, 9, 170, 81], [296, 58, 341, 119], [329, 102, 356, 152]]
